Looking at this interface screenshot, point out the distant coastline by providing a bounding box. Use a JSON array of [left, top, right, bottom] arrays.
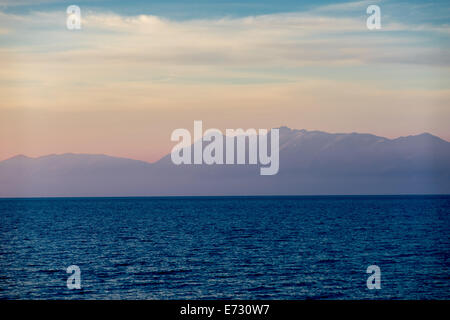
[[1, 127, 449, 197]]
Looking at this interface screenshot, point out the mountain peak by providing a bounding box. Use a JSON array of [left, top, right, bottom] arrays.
[[417, 132, 439, 138], [278, 126, 292, 132], [4, 154, 32, 161], [394, 132, 446, 143]]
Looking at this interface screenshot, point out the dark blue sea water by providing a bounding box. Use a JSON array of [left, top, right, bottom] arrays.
[[0, 196, 449, 299]]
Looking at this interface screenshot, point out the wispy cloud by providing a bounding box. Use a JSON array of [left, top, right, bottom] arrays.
[[1, 8, 448, 68]]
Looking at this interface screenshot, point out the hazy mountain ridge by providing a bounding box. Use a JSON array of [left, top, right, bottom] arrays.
[[1, 128, 449, 197]]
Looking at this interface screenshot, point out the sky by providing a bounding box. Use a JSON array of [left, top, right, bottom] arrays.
[[0, 0, 449, 162]]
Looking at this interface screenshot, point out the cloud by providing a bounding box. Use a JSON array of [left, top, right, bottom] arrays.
[[0, 7, 448, 107], [312, 0, 382, 13], [0, 0, 61, 8], [1, 8, 448, 71], [0, 7, 448, 115]]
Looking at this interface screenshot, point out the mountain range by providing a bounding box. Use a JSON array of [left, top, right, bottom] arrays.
[[1, 127, 449, 197]]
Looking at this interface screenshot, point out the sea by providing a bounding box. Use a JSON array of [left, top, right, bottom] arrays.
[[0, 195, 449, 299]]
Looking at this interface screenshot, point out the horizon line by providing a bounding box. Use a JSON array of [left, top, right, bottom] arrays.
[[1, 194, 450, 200]]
